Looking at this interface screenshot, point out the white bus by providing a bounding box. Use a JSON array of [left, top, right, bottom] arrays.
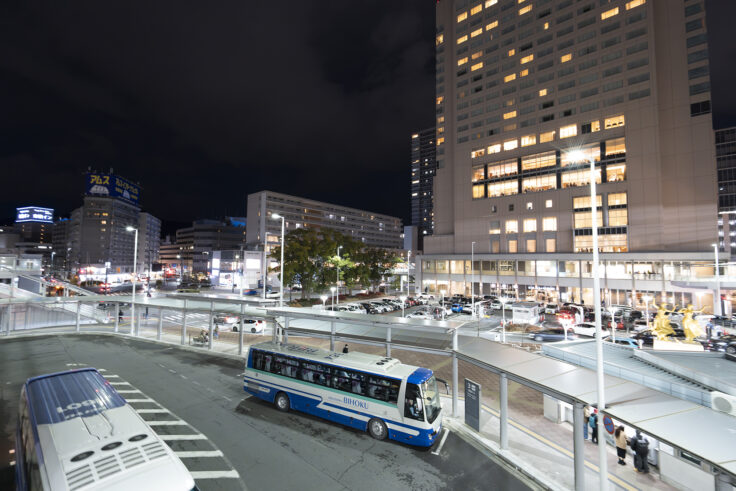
[[243, 342, 443, 447], [15, 368, 196, 491]]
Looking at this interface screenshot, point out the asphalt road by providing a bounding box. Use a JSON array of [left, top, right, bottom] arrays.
[[0, 334, 532, 491]]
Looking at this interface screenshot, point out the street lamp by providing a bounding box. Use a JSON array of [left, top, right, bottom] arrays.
[[271, 214, 286, 308], [440, 289, 447, 320], [712, 243, 721, 316], [233, 254, 239, 293], [126, 226, 138, 336], [406, 250, 411, 297], [330, 286, 336, 309], [320, 294, 328, 311], [400, 295, 407, 318], [336, 245, 343, 306], [643, 295, 652, 329], [471, 242, 476, 319], [499, 297, 509, 343]]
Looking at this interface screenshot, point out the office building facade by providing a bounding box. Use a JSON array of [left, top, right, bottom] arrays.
[[420, 0, 719, 308], [174, 219, 247, 274], [246, 191, 403, 252], [137, 212, 162, 273], [716, 127, 736, 256], [410, 128, 438, 243]]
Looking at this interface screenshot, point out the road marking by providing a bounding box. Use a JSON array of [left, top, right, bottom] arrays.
[[189, 470, 240, 479], [116, 389, 142, 394], [431, 428, 450, 456], [176, 450, 224, 458], [104, 374, 120, 378], [222, 395, 232, 402], [124, 398, 154, 403], [109, 381, 131, 386], [180, 375, 188, 380], [136, 409, 169, 414], [147, 421, 188, 426], [168, 369, 177, 374], [159, 434, 207, 441]]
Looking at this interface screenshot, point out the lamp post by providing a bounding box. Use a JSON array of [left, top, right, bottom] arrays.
[[712, 243, 721, 316], [233, 254, 238, 293], [336, 245, 343, 306], [271, 214, 286, 308], [471, 242, 476, 319], [400, 295, 407, 318], [440, 290, 446, 320], [320, 295, 327, 311], [126, 226, 138, 335], [330, 286, 336, 309], [643, 295, 652, 329], [500, 297, 508, 343], [406, 250, 411, 297]]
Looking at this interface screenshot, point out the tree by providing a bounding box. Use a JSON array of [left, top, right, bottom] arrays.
[[269, 228, 334, 299]]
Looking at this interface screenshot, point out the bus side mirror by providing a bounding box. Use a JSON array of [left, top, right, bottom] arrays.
[[436, 378, 450, 395]]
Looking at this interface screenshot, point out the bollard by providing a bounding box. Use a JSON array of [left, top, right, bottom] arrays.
[[330, 321, 336, 351], [452, 328, 459, 418]]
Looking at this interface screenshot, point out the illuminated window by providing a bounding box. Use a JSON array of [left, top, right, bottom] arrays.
[[505, 99, 515, 107], [508, 240, 518, 253], [545, 199, 553, 208], [458, 57, 469, 66], [485, 0, 498, 7], [574, 210, 603, 229], [436, 34, 444, 46], [526, 239, 537, 253], [457, 11, 468, 23], [606, 164, 626, 182], [608, 192, 628, 206], [437, 115, 445, 124], [471, 62, 484, 71], [521, 54, 534, 64], [521, 151, 556, 171], [437, 137, 445, 145], [546, 238, 556, 252], [519, 5, 532, 15], [560, 53, 572, 63], [486, 20, 498, 30], [562, 169, 602, 188], [508, 49, 516, 57], [609, 208, 628, 226], [472, 184, 486, 199], [438, 126, 445, 134], [487, 159, 518, 178], [543, 22, 549, 30], [574, 234, 628, 253], [471, 50, 483, 60], [561, 144, 600, 166], [587, 120, 601, 132], [489, 180, 519, 197], [471, 3, 483, 15], [601, 7, 619, 20], [605, 137, 626, 155], [539, 88, 548, 97], [522, 175, 557, 193], [526, 201, 533, 210], [573, 195, 602, 209], [503, 110, 517, 120], [506, 220, 519, 233], [487, 143, 502, 154], [457, 35, 468, 45], [471, 148, 486, 159], [604, 115, 625, 129], [489, 222, 501, 234], [542, 217, 557, 231], [436, 96, 444, 105], [503, 139, 518, 150], [504, 73, 517, 83], [520, 69, 529, 77], [540, 131, 555, 142], [626, 0, 645, 9], [521, 134, 536, 146], [560, 124, 577, 138], [471, 28, 483, 38]]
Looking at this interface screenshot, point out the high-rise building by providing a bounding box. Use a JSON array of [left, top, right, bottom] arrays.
[[137, 212, 162, 273], [716, 127, 736, 256], [174, 218, 247, 273], [14, 207, 54, 243], [410, 128, 437, 243], [51, 218, 70, 274], [419, 0, 720, 308], [246, 191, 403, 252]]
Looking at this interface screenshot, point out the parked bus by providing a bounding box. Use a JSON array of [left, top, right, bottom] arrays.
[[243, 342, 443, 447], [15, 368, 196, 491]]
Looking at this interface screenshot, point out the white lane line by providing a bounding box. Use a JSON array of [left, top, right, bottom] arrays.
[[96, 368, 106, 372], [431, 428, 450, 456], [104, 374, 120, 378], [147, 421, 189, 426], [125, 398, 155, 403], [175, 450, 223, 458], [116, 389, 142, 394], [159, 434, 207, 441], [109, 382, 131, 386], [189, 470, 240, 479], [222, 395, 232, 402], [136, 409, 170, 414], [168, 369, 177, 374], [180, 375, 188, 380]]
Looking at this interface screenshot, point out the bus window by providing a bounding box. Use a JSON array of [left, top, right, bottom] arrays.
[[350, 372, 366, 395], [252, 350, 264, 370], [404, 384, 425, 421], [332, 369, 351, 392]]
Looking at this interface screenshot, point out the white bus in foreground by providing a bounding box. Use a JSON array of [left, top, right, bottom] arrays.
[[16, 368, 196, 491], [243, 342, 443, 447]]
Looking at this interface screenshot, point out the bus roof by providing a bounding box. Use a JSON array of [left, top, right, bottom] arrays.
[[25, 368, 126, 425], [250, 341, 429, 380]]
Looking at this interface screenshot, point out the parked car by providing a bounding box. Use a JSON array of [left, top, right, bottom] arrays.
[[544, 304, 559, 315], [528, 328, 577, 342], [232, 319, 265, 333], [572, 322, 610, 338], [605, 337, 640, 348], [631, 328, 686, 347], [702, 335, 736, 354], [214, 313, 240, 325], [360, 302, 378, 314], [407, 311, 433, 320], [451, 303, 466, 313]]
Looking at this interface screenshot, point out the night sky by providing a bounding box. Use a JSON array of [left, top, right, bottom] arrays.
[[1, 1, 735, 231]]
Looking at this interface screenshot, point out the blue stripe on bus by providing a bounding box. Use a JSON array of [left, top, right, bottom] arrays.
[[407, 367, 433, 385]]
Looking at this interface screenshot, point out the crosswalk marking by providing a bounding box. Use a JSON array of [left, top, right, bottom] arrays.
[[147, 420, 188, 426], [135, 409, 169, 414], [104, 374, 120, 378], [116, 389, 142, 394], [176, 451, 224, 458], [124, 398, 154, 403], [109, 381, 131, 386], [159, 434, 208, 440], [189, 470, 240, 479]]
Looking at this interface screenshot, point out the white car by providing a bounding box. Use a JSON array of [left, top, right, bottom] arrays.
[[232, 319, 265, 333], [407, 311, 433, 320], [544, 304, 558, 315], [572, 322, 610, 338], [370, 302, 390, 313]]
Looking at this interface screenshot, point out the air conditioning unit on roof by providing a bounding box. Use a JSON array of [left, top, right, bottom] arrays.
[[710, 391, 736, 417]]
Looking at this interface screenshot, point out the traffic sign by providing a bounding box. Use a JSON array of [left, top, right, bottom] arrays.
[[603, 415, 614, 434]]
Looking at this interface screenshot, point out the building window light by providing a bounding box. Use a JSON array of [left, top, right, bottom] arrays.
[[485, 0, 497, 7], [471, 27, 483, 38], [486, 20, 498, 30], [436, 96, 444, 105], [457, 34, 468, 45], [601, 7, 619, 20], [543, 22, 549, 30], [503, 139, 518, 151], [560, 124, 577, 138], [471, 3, 483, 15], [504, 73, 517, 83], [539, 88, 548, 97], [604, 115, 625, 129], [561, 53, 572, 63], [503, 110, 517, 120], [519, 5, 532, 15], [436, 34, 444, 46], [458, 57, 468, 67], [488, 143, 502, 154], [471, 50, 483, 60], [457, 12, 468, 23], [508, 48, 516, 57], [521, 134, 536, 146], [521, 54, 534, 64], [520, 69, 529, 77], [471, 62, 484, 71], [540, 130, 555, 142], [626, 0, 645, 9]]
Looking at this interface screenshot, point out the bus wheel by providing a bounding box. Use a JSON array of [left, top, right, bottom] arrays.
[[367, 418, 387, 441], [274, 392, 290, 412]]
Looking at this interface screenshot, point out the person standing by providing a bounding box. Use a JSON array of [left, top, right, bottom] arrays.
[[632, 430, 650, 473], [615, 426, 628, 465], [342, 344, 349, 353], [589, 409, 598, 443], [583, 405, 590, 440]]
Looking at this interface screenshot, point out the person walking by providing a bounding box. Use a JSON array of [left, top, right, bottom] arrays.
[[631, 430, 650, 473], [583, 405, 590, 440], [589, 409, 598, 443], [615, 426, 628, 465]]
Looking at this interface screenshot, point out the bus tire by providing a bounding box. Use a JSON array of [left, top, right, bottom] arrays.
[[367, 418, 388, 441], [274, 392, 290, 412]]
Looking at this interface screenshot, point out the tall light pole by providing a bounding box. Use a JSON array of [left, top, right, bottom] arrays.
[[331, 286, 336, 309], [400, 295, 407, 318], [500, 297, 508, 343], [712, 243, 721, 316], [567, 149, 606, 489], [643, 295, 652, 329], [440, 289, 446, 320], [336, 245, 343, 306], [471, 241, 476, 319], [126, 226, 138, 336], [271, 214, 285, 308], [320, 295, 327, 311], [406, 250, 411, 297]]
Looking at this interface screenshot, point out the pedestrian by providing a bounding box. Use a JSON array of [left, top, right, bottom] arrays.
[[589, 409, 598, 443], [583, 405, 590, 440], [615, 426, 628, 465], [145, 306, 149, 320], [118, 309, 124, 321], [214, 325, 219, 340], [631, 430, 650, 473], [342, 344, 349, 354]]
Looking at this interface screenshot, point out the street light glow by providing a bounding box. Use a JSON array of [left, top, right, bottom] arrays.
[[271, 213, 282, 220], [125, 226, 136, 232]]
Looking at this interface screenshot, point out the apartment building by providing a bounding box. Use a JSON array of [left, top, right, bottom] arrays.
[[410, 127, 438, 244]]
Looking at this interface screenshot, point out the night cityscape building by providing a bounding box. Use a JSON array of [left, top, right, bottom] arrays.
[[716, 126, 736, 256], [173, 218, 247, 274], [419, 0, 720, 308], [410, 127, 438, 248]]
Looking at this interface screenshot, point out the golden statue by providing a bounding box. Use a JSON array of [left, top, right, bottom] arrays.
[[650, 302, 676, 341], [679, 304, 705, 342]]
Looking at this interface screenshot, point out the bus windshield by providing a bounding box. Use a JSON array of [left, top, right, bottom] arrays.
[[421, 376, 442, 423]]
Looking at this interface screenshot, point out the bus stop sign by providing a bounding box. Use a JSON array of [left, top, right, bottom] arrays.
[[464, 379, 481, 432]]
